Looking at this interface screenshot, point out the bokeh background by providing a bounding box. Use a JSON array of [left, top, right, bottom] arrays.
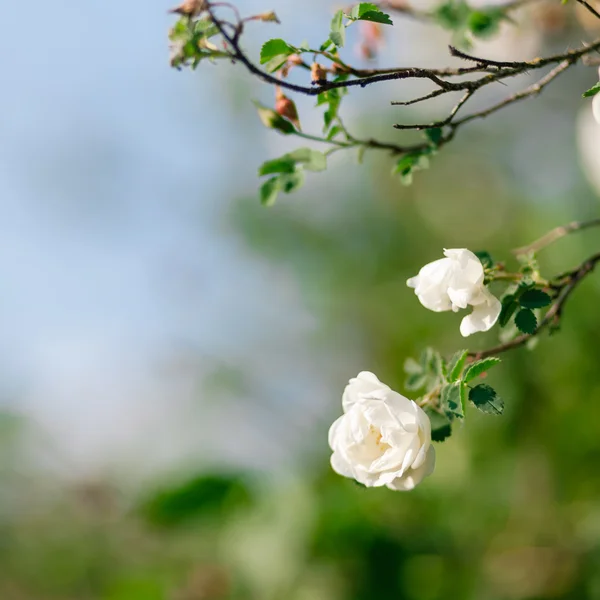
[[2, 1, 600, 598]]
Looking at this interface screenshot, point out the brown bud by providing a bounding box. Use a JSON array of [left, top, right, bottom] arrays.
[[311, 62, 327, 84], [275, 89, 300, 131], [168, 0, 207, 17], [257, 11, 281, 24]]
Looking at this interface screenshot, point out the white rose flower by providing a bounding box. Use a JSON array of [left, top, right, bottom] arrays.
[[407, 248, 501, 337], [328, 371, 435, 491], [593, 92, 600, 125]]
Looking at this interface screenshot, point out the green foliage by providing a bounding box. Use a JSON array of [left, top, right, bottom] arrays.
[[317, 81, 348, 133], [425, 408, 453, 441], [253, 102, 297, 134], [469, 383, 504, 415], [515, 307, 537, 334], [168, 16, 228, 70], [582, 81, 600, 98], [434, 1, 507, 46], [403, 348, 443, 392], [392, 148, 433, 186], [330, 10, 346, 48], [425, 127, 444, 146], [447, 349, 468, 382], [499, 293, 519, 327], [463, 357, 501, 383], [140, 473, 254, 527], [519, 289, 552, 309], [474, 250, 494, 269], [348, 3, 393, 25], [441, 382, 464, 420], [257, 148, 326, 205], [260, 38, 297, 73]]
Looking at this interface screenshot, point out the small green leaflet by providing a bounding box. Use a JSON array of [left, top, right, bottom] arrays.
[[447, 349, 468, 382], [469, 384, 504, 415], [330, 10, 346, 47], [260, 39, 296, 73], [350, 3, 393, 25], [253, 102, 297, 134], [519, 289, 552, 309], [583, 82, 600, 98], [515, 308, 537, 335], [259, 171, 306, 206], [463, 357, 500, 383], [425, 409, 452, 442], [499, 294, 519, 327], [260, 177, 280, 206], [441, 382, 464, 420]]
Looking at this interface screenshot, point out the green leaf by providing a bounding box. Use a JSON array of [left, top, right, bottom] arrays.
[[463, 357, 501, 383], [583, 82, 600, 98], [140, 473, 254, 527], [253, 102, 297, 134], [467, 9, 503, 39], [260, 38, 296, 64], [515, 308, 537, 334], [441, 382, 464, 420], [435, 0, 471, 30], [425, 409, 452, 442], [404, 357, 422, 375], [330, 9, 346, 47], [474, 250, 494, 269], [447, 349, 468, 382], [405, 372, 427, 391], [259, 157, 296, 176], [279, 170, 305, 193], [519, 289, 552, 309], [287, 148, 327, 171], [425, 127, 443, 146], [260, 177, 280, 206], [350, 3, 393, 25], [499, 294, 519, 327], [469, 384, 504, 415]]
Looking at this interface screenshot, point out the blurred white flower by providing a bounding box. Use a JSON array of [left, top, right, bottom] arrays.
[[328, 372, 435, 491], [407, 248, 501, 337], [593, 92, 600, 125], [577, 79, 600, 195]]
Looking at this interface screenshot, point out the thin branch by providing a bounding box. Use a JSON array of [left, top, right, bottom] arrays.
[[576, 0, 600, 20], [513, 218, 600, 255], [471, 252, 600, 359]]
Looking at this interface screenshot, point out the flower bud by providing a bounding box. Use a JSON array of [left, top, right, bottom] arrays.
[[275, 89, 301, 130], [311, 62, 327, 84], [168, 0, 207, 17], [257, 11, 280, 24]]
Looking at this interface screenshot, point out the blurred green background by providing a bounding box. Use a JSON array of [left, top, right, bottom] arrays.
[[2, 1, 600, 599]]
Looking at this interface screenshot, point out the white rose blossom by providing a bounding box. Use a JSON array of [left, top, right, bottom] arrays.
[[328, 372, 435, 491], [407, 248, 501, 337], [593, 91, 600, 126]]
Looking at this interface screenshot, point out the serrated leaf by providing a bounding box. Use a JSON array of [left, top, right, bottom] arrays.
[[260, 177, 280, 206], [350, 4, 393, 25], [463, 357, 501, 383], [583, 82, 600, 98], [515, 308, 537, 335], [469, 384, 504, 415], [404, 357, 422, 375], [260, 39, 296, 64], [447, 349, 468, 382], [519, 289, 552, 309], [441, 382, 464, 420], [425, 409, 452, 442], [499, 294, 519, 327], [405, 372, 427, 391], [330, 9, 346, 47], [253, 102, 297, 134]]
